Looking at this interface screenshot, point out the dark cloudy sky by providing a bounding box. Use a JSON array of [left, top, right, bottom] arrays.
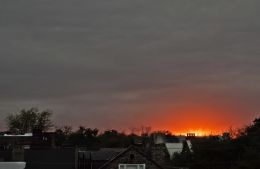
[[0, 0, 260, 133]]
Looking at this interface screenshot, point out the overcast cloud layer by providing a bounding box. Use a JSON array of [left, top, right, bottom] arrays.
[[0, 0, 260, 132]]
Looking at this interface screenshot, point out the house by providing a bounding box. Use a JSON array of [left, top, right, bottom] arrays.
[[0, 133, 33, 151], [0, 131, 74, 169], [150, 133, 193, 161], [165, 141, 193, 160], [0, 131, 192, 169], [77, 148, 126, 169], [99, 146, 164, 169], [24, 148, 76, 169], [0, 130, 56, 151], [165, 143, 183, 160]]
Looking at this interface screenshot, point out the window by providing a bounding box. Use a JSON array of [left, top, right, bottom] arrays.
[[119, 164, 145, 169]]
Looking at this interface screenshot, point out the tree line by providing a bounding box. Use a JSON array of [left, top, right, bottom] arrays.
[[4, 108, 260, 169], [4, 108, 155, 148], [172, 118, 260, 169]]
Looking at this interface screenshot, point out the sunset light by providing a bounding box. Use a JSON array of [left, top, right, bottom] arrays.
[[1, 1, 260, 168], [177, 129, 217, 136]]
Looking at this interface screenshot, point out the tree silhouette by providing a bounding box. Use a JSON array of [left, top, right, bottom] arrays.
[[6, 108, 53, 134]]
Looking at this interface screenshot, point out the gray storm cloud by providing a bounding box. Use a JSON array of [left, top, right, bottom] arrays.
[[0, 0, 260, 130]]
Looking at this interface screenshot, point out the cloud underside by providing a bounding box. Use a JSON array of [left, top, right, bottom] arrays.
[[0, 0, 259, 131]]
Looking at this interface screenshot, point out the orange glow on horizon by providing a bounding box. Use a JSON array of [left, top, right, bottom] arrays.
[[173, 129, 221, 136], [150, 103, 237, 136]]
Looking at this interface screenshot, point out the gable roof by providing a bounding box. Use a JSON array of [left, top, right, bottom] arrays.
[[99, 146, 164, 169], [78, 149, 126, 161], [186, 140, 193, 153], [165, 143, 183, 159]]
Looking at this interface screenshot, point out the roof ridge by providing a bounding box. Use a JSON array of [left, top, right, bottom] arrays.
[[98, 145, 164, 169]]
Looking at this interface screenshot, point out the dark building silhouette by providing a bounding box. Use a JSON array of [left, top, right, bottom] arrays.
[[99, 146, 164, 169], [25, 148, 76, 169]]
